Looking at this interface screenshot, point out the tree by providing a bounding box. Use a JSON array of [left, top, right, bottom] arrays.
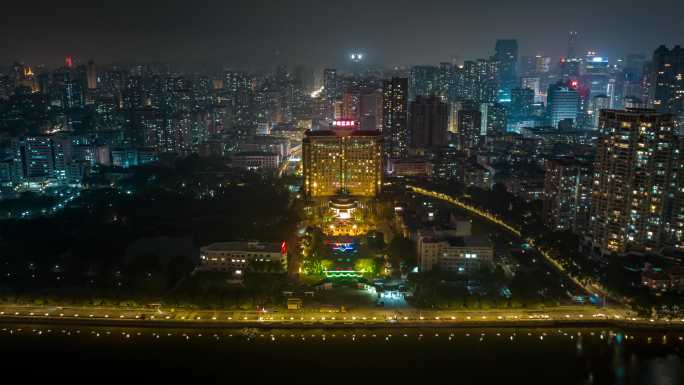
[[387, 236, 416, 269], [510, 271, 540, 307], [354, 258, 377, 276]]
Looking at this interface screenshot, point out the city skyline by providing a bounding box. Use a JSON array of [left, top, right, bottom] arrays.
[[0, 2, 683, 382], [2, 0, 684, 70]]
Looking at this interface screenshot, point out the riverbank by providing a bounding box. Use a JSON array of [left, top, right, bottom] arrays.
[[2, 313, 683, 331]]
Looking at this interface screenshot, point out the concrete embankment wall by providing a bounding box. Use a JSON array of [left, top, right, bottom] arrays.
[[1, 316, 682, 332]]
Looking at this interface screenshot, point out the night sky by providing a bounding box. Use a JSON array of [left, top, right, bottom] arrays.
[[1, 0, 683, 69]]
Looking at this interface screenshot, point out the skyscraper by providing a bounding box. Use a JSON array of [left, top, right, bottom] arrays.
[[457, 107, 482, 154], [649, 45, 684, 122], [382, 77, 408, 159], [461, 59, 499, 104], [583, 55, 611, 103], [323, 68, 338, 121], [409, 95, 448, 151], [437, 62, 454, 101], [567, 31, 579, 59], [494, 39, 518, 102], [409, 65, 438, 101], [560, 58, 582, 82], [480, 102, 507, 138], [590, 95, 610, 129], [547, 81, 580, 129], [340, 88, 361, 121], [510, 87, 534, 120], [61, 70, 84, 109], [86, 60, 97, 90], [590, 109, 678, 254], [535, 55, 551, 74], [359, 90, 383, 131], [622, 54, 647, 105], [22, 136, 55, 181], [323, 68, 338, 101]]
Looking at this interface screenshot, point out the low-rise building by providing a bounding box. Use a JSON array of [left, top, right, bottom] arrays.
[[642, 267, 684, 292], [287, 298, 303, 310], [199, 241, 287, 273], [417, 232, 494, 273], [463, 162, 493, 190], [390, 157, 433, 177], [231, 151, 280, 170]]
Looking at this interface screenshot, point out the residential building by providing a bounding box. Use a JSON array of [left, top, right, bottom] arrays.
[[542, 158, 592, 232], [409, 95, 449, 151], [590, 109, 678, 253]]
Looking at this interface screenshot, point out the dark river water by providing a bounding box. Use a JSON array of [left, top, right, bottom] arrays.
[[1, 324, 682, 384]]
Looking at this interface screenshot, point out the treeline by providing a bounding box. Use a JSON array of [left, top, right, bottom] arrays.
[[0, 157, 299, 306]]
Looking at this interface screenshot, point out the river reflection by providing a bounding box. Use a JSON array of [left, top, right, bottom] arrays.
[[1, 324, 682, 384]]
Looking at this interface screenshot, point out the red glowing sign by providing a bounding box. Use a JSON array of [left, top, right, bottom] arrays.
[[281, 241, 288, 255], [570, 80, 579, 89], [65, 56, 73, 68], [333, 120, 356, 127]]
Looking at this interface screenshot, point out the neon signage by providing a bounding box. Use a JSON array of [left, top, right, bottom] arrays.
[[333, 120, 356, 127], [331, 243, 355, 252]]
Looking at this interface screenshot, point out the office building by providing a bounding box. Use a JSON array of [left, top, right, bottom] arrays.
[[649, 45, 684, 119], [520, 77, 542, 103], [583, 55, 612, 103], [510, 87, 534, 120], [567, 31, 579, 59], [561, 58, 582, 82], [22, 136, 55, 181], [547, 81, 580, 128], [111, 147, 139, 168], [494, 39, 519, 102]]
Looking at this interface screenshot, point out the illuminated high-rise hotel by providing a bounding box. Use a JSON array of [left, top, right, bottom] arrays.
[[303, 120, 382, 198]]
